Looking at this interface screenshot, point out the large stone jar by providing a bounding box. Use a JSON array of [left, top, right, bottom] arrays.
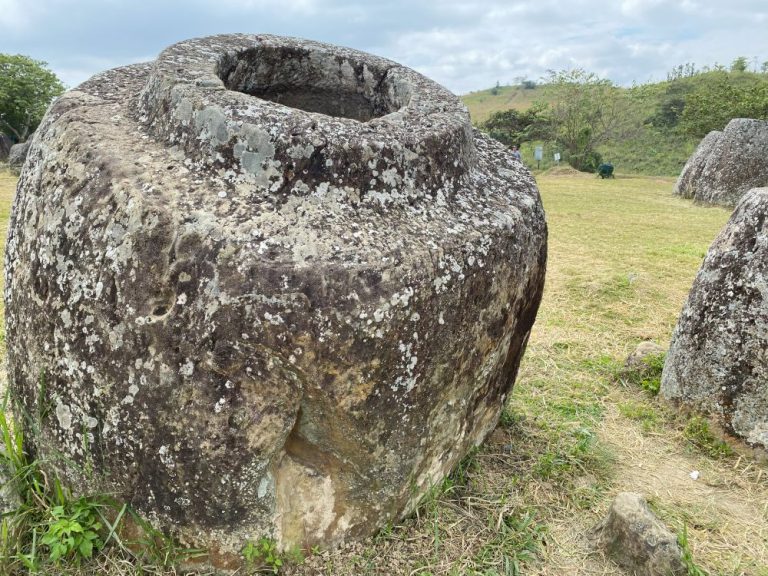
[[662, 187, 768, 451], [5, 34, 547, 563]]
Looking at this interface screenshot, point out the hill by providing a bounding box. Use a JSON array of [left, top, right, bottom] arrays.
[[462, 84, 548, 125], [461, 70, 768, 176]]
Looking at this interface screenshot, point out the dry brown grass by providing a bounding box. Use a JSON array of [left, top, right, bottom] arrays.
[[2, 169, 767, 575]]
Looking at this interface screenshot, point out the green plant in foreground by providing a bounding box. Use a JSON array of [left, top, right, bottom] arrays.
[[1, 407, 102, 571], [497, 509, 546, 568], [683, 416, 733, 459], [678, 524, 709, 576], [621, 352, 665, 395], [0, 400, 204, 574], [242, 537, 284, 573], [39, 499, 104, 563]]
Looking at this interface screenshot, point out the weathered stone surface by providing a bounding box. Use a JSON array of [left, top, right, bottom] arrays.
[[674, 119, 768, 207], [8, 139, 31, 174], [0, 134, 13, 161], [0, 465, 21, 516], [674, 129, 722, 200], [591, 492, 685, 576], [4, 35, 547, 562], [662, 187, 768, 451]]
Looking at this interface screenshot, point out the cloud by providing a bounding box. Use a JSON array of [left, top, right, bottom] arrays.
[[213, 0, 319, 14], [1, 0, 766, 94], [0, 0, 30, 29]]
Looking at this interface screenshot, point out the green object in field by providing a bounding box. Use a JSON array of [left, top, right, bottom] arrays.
[[597, 163, 614, 179]]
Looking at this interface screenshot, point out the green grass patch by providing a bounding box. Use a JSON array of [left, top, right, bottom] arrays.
[[620, 352, 666, 395], [618, 400, 660, 433], [0, 399, 206, 574], [678, 525, 710, 576], [683, 416, 734, 459], [475, 508, 546, 575], [0, 407, 109, 572]]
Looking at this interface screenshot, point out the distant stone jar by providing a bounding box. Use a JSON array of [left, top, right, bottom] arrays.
[[5, 34, 547, 566], [674, 118, 768, 207], [8, 139, 32, 175]]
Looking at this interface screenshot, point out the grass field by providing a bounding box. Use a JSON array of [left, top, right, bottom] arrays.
[[1, 167, 767, 575]]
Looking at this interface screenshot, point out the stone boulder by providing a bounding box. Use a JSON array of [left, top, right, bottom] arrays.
[[0, 134, 13, 161], [662, 187, 768, 451], [5, 34, 547, 565], [674, 119, 768, 207], [8, 139, 31, 174], [591, 492, 685, 576], [674, 130, 722, 200]]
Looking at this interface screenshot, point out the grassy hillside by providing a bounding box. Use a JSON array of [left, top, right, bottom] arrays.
[[462, 70, 768, 176], [462, 84, 548, 124], [3, 168, 767, 575]]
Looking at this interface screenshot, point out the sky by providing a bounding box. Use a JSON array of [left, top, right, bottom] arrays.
[[1, 0, 767, 95]]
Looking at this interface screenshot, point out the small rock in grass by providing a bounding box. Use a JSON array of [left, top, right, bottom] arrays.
[[625, 341, 666, 371], [591, 492, 686, 576]]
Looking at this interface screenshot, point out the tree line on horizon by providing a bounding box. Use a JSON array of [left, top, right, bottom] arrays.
[[481, 57, 768, 173], [3, 51, 768, 176]]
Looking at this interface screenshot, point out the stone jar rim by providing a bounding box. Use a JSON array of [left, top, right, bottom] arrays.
[[137, 34, 475, 199]]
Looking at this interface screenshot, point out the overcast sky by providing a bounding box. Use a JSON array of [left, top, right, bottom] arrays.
[[1, 0, 766, 94]]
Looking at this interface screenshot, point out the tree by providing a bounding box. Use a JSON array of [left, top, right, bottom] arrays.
[[481, 102, 550, 147], [666, 62, 699, 81], [647, 79, 692, 129], [680, 76, 768, 137], [730, 56, 748, 73], [0, 54, 65, 142], [543, 69, 639, 172]]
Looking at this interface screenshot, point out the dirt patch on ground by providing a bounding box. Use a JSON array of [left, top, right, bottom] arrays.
[[540, 165, 592, 177], [598, 397, 768, 574]]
